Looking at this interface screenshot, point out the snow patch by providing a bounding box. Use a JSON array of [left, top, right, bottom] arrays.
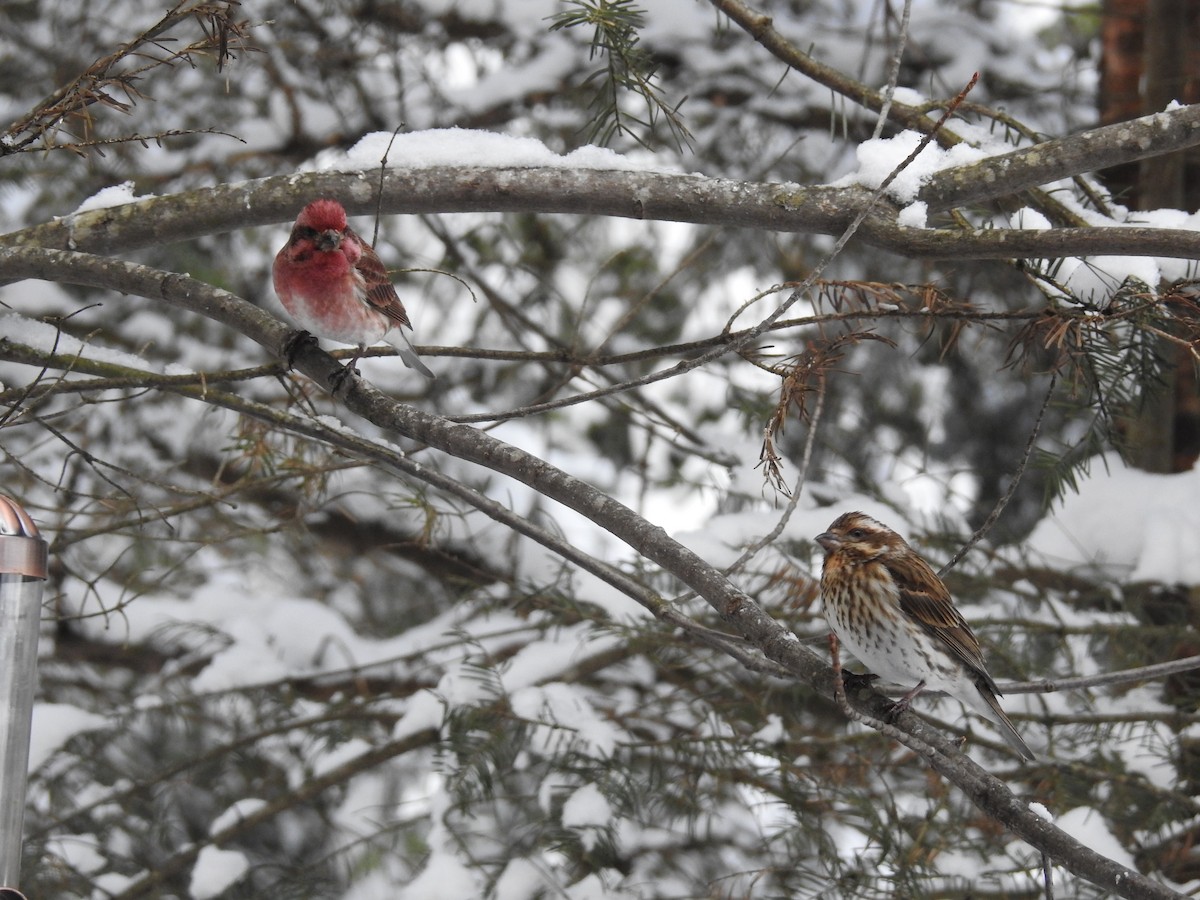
[[561, 783, 613, 851], [898, 201, 928, 227], [311, 128, 672, 175], [189, 845, 250, 899], [30, 703, 109, 771], [71, 181, 153, 214], [841, 130, 987, 202], [1028, 454, 1200, 583], [1055, 807, 1136, 869]]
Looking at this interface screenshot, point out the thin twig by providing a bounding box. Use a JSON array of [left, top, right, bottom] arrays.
[[373, 125, 405, 246], [939, 371, 1058, 575], [872, 0, 914, 140], [660, 608, 791, 677], [1004, 654, 1200, 695], [725, 372, 827, 575]]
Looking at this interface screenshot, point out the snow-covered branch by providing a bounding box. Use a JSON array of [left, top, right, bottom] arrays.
[[919, 104, 1200, 212], [5, 164, 1200, 269]]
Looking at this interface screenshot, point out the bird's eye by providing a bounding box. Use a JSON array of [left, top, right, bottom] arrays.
[[848, 528, 865, 539]]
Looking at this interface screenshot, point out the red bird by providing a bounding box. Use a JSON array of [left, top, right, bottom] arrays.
[[273, 198, 434, 380], [816, 511, 1035, 760]]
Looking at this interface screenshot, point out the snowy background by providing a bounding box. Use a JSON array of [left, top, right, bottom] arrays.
[[1, 0, 1199, 897]]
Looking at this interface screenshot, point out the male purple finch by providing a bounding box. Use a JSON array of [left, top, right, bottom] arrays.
[[273, 198, 434, 380]]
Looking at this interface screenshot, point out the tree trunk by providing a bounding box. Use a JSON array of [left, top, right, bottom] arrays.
[[1100, 0, 1200, 473]]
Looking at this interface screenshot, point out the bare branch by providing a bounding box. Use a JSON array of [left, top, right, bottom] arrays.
[[2, 1, 253, 157], [1007, 654, 1200, 695]]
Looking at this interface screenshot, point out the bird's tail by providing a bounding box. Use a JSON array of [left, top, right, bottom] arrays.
[[971, 682, 1036, 761], [384, 330, 435, 380]]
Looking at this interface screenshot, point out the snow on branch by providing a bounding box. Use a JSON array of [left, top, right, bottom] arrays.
[[4, 163, 1200, 269]]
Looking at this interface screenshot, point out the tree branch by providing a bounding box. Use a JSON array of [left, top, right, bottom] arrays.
[[5, 168, 1200, 270], [1008, 654, 1200, 695], [706, 0, 956, 141], [919, 104, 1200, 212]]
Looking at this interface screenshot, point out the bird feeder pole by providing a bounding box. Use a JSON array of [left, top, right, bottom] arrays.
[[0, 496, 47, 898]]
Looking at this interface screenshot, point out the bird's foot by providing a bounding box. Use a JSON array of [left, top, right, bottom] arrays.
[[328, 361, 362, 395], [328, 345, 368, 395], [282, 330, 318, 369], [883, 699, 909, 724], [884, 680, 927, 723], [840, 671, 880, 694]]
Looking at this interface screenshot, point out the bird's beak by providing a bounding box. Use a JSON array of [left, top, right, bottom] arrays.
[[314, 229, 343, 251], [815, 532, 839, 552]]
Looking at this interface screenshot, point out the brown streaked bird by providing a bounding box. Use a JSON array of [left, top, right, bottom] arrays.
[[815, 511, 1034, 760]]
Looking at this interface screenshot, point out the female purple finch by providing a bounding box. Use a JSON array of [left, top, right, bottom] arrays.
[[816, 511, 1034, 760], [273, 198, 434, 380]]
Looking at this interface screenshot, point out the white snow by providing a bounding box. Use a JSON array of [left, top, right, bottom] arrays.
[[317, 128, 672, 174], [189, 845, 250, 899], [1054, 807, 1136, 869], [61, 557, 525, 696], [1123, 207, 1200, 280], [1010, 207, 1053, 230], [840, 130, 988, 202], [446, 38, 578, 115], [91, 872, 136, 896], [0, 312, 183, 374], [9, 5, 1199, 898], [1029, 801, 1055, 822], [70, 181, 153, 214], [29, 703, 109, 771], [209, 798, 269, 835], [563, 873, 633, 899], [751, 714, 786, 744], [311, 737, 372, 779], [45, 832, 106, 875], [435, 664, 498, 707], [510, 681, 621, 758], [499, 625, 624, 693], [392, 688, 446, 740], [1027, 453, 1200, 583], [494, 858, 553, 900], [1062, 255, 1161, 301], [561, 783, 613, 851], [395, 820, 486, 899], [561, 783, 612, 828], [898, 201, 928, 227]]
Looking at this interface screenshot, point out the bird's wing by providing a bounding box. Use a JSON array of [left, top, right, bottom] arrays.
[[886, 552, 993, 680], [350, 229, 413, 330]]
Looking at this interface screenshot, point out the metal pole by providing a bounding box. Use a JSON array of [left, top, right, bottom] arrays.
[[0, 497, 47, 898]]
